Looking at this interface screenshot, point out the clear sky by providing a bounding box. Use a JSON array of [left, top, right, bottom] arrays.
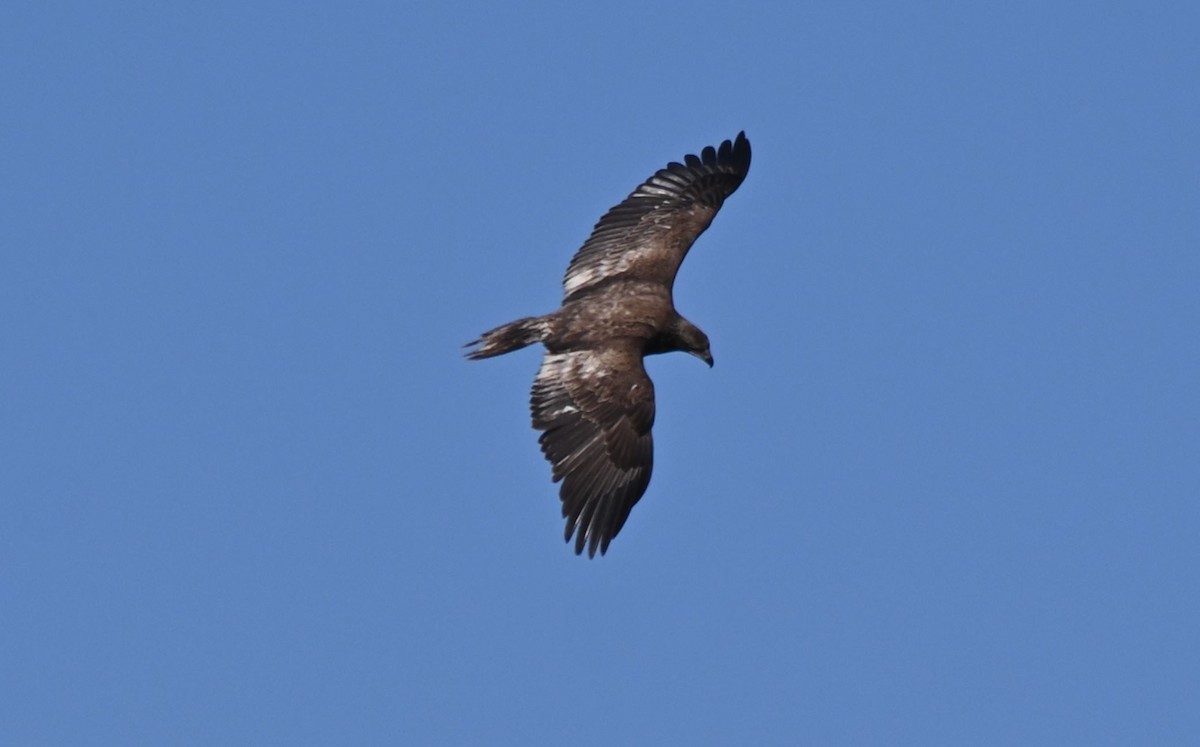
[[3, 2, 1198, 744]]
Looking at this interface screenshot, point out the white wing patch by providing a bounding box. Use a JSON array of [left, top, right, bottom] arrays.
[[535, 350, 605, 393], [563, 266, 602, 294], [533, 353, 586, 418], [563, 252, 636, 294], [536, 352, 573, 382]]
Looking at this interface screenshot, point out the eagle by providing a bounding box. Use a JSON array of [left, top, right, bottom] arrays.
[[467, 132, 751, 557]]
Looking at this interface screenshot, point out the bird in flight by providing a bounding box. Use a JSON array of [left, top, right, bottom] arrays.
[[467, 132, 751, 556]]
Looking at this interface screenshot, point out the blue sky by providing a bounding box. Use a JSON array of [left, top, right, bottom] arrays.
[[3, 2, 1198, 744]]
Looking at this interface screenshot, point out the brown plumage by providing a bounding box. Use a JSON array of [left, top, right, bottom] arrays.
[[466, 132, 751, 556]]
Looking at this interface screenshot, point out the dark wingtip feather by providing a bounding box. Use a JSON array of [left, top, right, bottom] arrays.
[[728, 131, 751, 173], [691, 131, 752, 183]]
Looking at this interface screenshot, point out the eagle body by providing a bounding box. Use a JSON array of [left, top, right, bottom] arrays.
[[551, 283, 680, 350], [468, 132, 751, 556]]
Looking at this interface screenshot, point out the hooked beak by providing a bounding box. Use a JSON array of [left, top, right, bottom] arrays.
[[695, 349, 714, 368]]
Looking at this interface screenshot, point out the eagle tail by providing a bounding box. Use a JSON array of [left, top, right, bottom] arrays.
[[465, 316, 547, 360]]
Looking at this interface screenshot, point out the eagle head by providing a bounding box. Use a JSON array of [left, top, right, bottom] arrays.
[[675, 316, 713, 368]]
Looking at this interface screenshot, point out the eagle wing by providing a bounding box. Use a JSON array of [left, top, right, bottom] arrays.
[[530, 345, 656, 557], [562, 132, 751, 301]]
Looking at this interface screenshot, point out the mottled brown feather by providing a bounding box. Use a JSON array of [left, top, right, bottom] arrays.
[[468, 132, 750, 556], [531, 347, 654, 557], [562, 131, 751, 301]]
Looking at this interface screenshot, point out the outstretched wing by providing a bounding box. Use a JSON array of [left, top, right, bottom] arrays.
[[562, 131, 751, 301], [530, 346, 656, 557]]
